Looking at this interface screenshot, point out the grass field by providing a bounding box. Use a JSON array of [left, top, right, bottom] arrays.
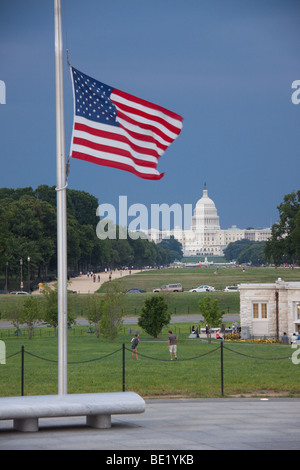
[[1, 266, 300, 318], [99, 265, 300, 293], [0, 266, 300, 398], [0, 326, 298, 399]]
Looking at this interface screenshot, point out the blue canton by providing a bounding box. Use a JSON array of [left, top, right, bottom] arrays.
[[72, 68, 119, 127]]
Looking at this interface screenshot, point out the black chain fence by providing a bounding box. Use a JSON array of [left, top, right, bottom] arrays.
[[2, 342, 293, 398]]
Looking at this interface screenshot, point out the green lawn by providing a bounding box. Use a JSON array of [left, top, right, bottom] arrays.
[[99, 266, 300, 292], [0, 266, 299, 399], [0, 325, 298, 399], [1, 266, 300, 319]]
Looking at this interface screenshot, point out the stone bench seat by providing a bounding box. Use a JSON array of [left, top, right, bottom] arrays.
[[0, 392, 145, 432]]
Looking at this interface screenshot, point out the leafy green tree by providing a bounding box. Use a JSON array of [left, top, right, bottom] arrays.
[[0, 194, 56, 278], [158, 236, 183, 261], [87, 295, 105, 338], [20, 296, 41, 340], [0, 184, 185, 280], [100, 284, 124, 341], [223, 239, 252, 262], [265, 190, 300, 265], [138, 295, 170, 339], [237, 242, 266, 265], [42, 284, 76, 336], [67, 189, 99, 227], [4, 297, 25, 332], [198, 297, 224, 328]]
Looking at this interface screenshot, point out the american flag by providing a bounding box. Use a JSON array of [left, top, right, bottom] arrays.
[[70, 67, 183, 180]]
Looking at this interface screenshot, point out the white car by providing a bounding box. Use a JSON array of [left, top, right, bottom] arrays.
[[224, 286, 239, 292], [10, 291, 30, 295], [189, 285, 215, 292]]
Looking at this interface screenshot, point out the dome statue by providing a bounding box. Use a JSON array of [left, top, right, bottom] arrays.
[[192, 187, 220, 231]]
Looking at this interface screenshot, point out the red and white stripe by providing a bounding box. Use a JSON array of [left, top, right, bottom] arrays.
[[71, 85, 183, 180]]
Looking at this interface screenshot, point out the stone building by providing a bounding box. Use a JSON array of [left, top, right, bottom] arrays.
[[239, 278, 300, 340], [145, 186, 271, 256]]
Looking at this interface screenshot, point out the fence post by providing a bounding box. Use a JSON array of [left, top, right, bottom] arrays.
[[122, 343, 125, 392], [21, 345, 24, 396], [220, 341, 224, 397]]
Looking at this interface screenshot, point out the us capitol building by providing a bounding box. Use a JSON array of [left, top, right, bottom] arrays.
[[144, 186, 271, 257]]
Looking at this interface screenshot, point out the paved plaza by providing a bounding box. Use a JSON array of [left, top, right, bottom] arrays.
[[0, 398, 299, 451]]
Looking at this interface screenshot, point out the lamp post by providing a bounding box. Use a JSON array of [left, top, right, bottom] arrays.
[[27, 256, 31, 293], [5, 262, 8, 291], [20, 258, 23, 291]]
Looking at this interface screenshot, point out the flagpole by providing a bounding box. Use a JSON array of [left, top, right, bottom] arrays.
[[54, 0, 68, 395]]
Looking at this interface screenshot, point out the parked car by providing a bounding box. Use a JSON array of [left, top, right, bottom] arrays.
[[0, 290, 9, 295], [224, 285, 240, 292], [153, 283, 183, 293], [10, 291, 30, 295], [125, 288, 146, 293], [189, 285, 215, 292]]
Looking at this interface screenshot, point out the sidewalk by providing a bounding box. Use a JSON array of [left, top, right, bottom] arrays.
[[0, 398, 299, 450], [32, 269, 142, 295]]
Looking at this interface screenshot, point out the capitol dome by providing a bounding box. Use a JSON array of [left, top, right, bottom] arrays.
[[192, 187, 220, 231]]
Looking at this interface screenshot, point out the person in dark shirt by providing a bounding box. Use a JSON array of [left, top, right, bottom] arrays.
[[281, 332, 290, 345], [131, 333, 140, 360], [168, 331, 178, 360]]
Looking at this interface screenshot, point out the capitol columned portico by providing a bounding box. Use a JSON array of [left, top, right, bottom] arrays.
[[146, 186, 271, 257]]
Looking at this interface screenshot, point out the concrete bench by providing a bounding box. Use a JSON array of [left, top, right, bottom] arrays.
[[0, 392, 145, 432]]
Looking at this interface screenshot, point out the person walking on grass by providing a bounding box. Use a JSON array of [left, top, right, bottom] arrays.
[[131, 333, 140, 360], [168, 330, 178, 360]]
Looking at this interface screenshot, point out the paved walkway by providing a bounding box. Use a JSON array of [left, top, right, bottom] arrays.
[[32, 269, 142, 295], [0, 398, 299, 450]]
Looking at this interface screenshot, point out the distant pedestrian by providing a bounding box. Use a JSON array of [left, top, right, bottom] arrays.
[[205, 324, 209, 337], [168, 330, 178, 360], [216, 329, 223, 340], [281, 332, 290, 345], [131, 333, 140, 360]]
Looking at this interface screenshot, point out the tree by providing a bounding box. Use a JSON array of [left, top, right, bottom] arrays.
[[223, 239, 252, 262], [265, 190, 300, 265], [42, 284, 76, 336], [198, 297, 224, 328], [138, 295, 171, 339], [236, 242, 266, 265], [42, 285, 58, 334], [20, 296, 41, 340], [0, 194, 56, 278], [100, 284, 124, 341], [158, 236, 183, 261], [4, 297, 24, 333], [87, 295, 105, 338]]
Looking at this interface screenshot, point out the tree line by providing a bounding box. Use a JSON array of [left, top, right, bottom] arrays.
[[223, 190, 300, 266], [1, 185, 298, 286], [0, 185, 181, 287], [4, 287, 224, 342]]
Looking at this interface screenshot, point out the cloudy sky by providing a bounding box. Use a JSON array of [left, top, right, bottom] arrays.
[[1, 0, 299, 232]]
